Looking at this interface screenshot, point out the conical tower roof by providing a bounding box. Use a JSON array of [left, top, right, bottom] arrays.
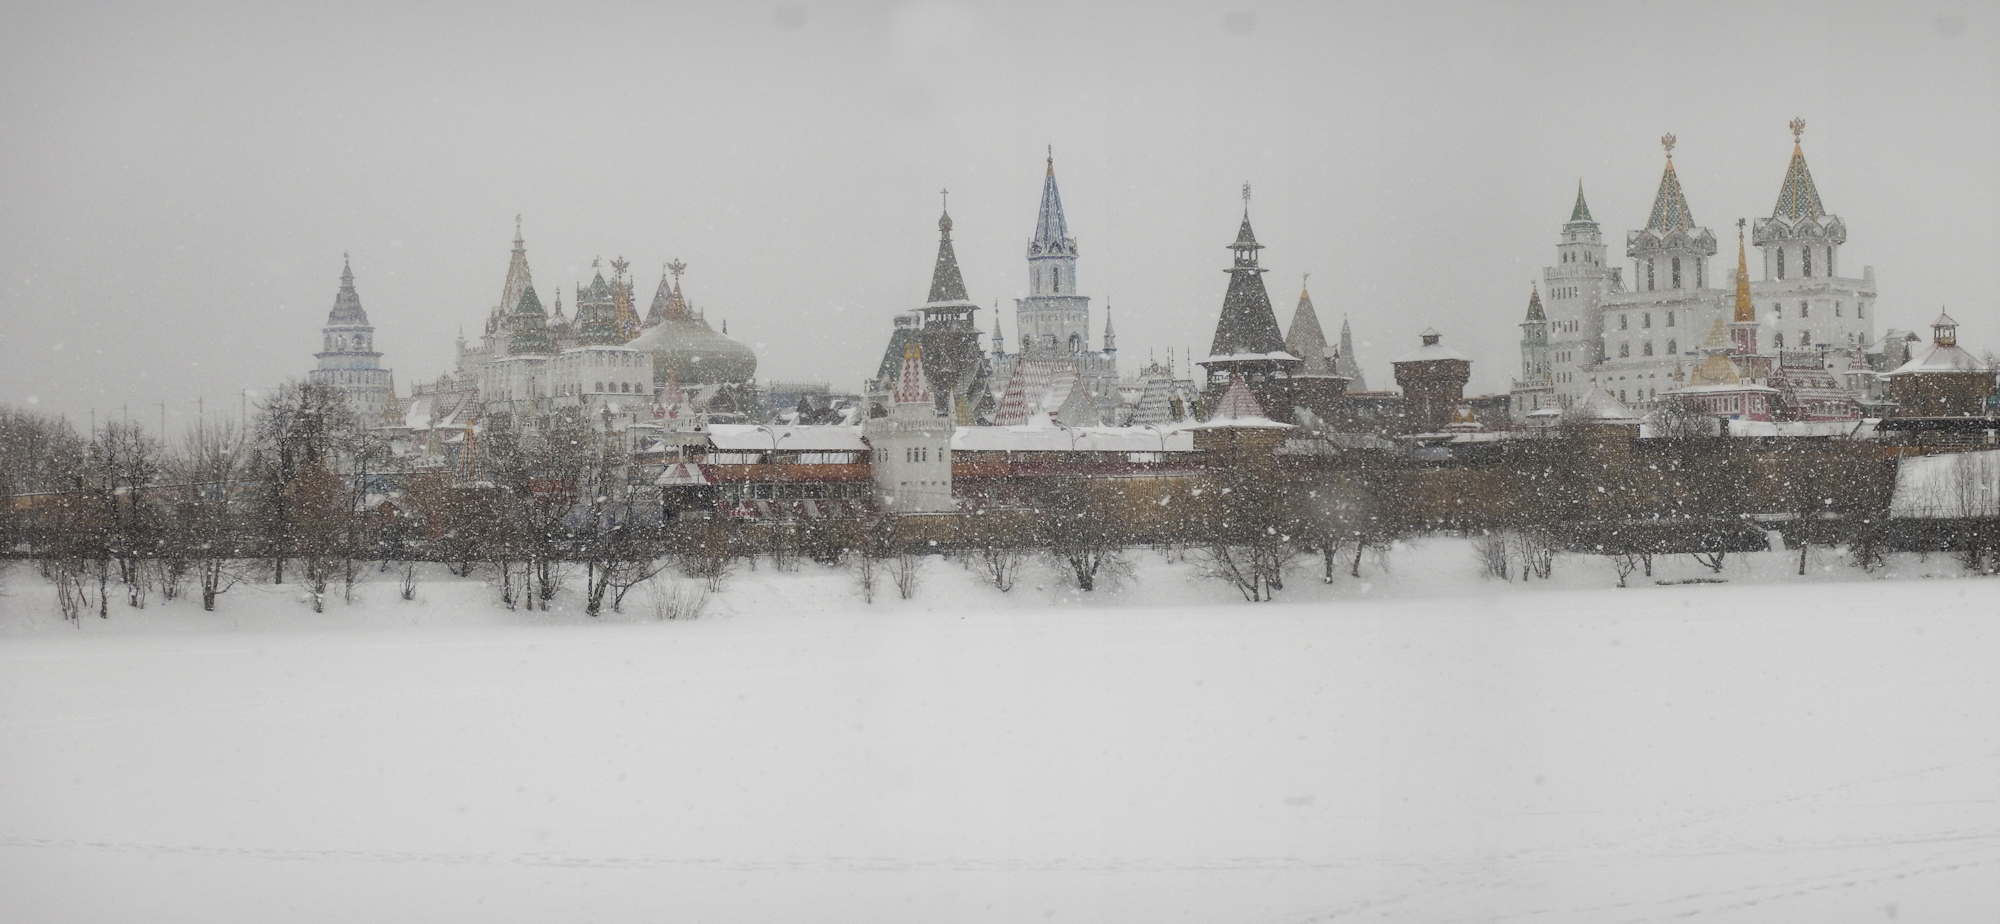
[[1334, 318, 1367, 390], [645, 272, 673, 327], [1569, 181, 1594, 224], [1208, 208, 1289, 359], [927, 207, 972, 305], [496, 216, 534, 324], [1205, 374, 1272, 423], [507, 284, 554, 355], [327, 254, 369, 326], [1524, 283, 1545, 322], [1285, 279, 1333, 376], [1647, 143, 1697, 233], [1032, 149, 1072, 252], [1771, 121, 1826, 221], [578, 261, 623, 346]]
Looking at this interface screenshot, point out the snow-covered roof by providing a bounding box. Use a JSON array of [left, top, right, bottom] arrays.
[[1671, 383, 1780, 395], [1565, 386, 1640, 424], [706, 424, 868, 452], [1886, 342, 1991, 376], [1392, 341, 1469, 363], [952, 424, 1195, 453], [1201, 351, 1300, 364]]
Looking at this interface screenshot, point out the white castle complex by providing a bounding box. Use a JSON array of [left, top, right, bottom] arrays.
[[1513, 121, 1877, 416]]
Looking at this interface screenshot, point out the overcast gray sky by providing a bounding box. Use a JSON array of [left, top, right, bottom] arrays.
[[3, 0, 1995, 428]]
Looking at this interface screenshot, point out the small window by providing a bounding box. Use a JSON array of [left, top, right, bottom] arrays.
[[1643, 312, 1652, 329], [1803, 248, 1813, 277], [1666, 339, 1677, 354], [1835, 302, 1843, 317], [1800, 301, 1810, 318], [1672, 257, 1682, 289], [1667, 310, 1675, 327], [1777, 250, 1786, 279], [1647, 261, 1656, 291], [1643, 342, 1654, 356], [1775, 333, 1785, 348], [1619, 315, 1629, 330], [1858, 302, 1866, 319], [1619, 343, 1630, 358]]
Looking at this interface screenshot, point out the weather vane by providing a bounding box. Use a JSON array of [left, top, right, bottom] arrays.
[[1661, 133, 1676, 158], [1242, 182, 1252, 205], [1790, 117, 1806, 142], [666, 258, 686, 281]]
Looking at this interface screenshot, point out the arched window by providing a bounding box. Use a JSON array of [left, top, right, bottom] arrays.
[[1666, 310, 1676, 327], [1802, 248, 1813, 277], [1646, 260, 1656, 291], [1643, 341, 1654, 356], [1777, 250, 1786, 279], [1666, 339, 1677, 354], [1052, 267, 1061, 291], [594, 381, 603, 392], [1696, 261, 1704, 288], [1672, 257, 1682, 289]]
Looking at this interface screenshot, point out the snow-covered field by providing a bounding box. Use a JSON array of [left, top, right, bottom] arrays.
[[2, 541, 1997, 922]]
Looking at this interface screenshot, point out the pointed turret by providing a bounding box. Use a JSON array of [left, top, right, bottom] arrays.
[[644, 267, 674, 327], [991, 307, 1005, 357], [507, 284, 554, 355], [1569, 181, 1594, 224], [1199, 185, 1301, 420], [1031, 147, 1074, 257], [578, 260, 623, 346], [1753, 119, 1848, 281], [1524, 283, 1546, 322], [327, 253, 369, 327], [1285, 278, 1333, 376], [1628, 134, 1717, 291], [1646, 141, 1696, 234], [609, 256, 641, 341], [928, 207, 971, 305], [495, 216, 534, 329], [1334, 318, 1367, 391], [1207, 198, 1288, 359], [1771, 130, 1826, 222], [1102, 303, 1117, 353]]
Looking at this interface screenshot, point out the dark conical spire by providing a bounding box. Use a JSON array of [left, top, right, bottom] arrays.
[[1334, 317, 1366, 390], [1569, 181, 1595, 223], [327, 253, 369, 326], [1525, 283, 1545, 321], [1285, 276, 1332, 376], [1208, 192, 1288, 359], [927, 199, 972, 304]]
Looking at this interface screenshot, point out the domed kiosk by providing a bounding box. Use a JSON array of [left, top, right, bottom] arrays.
[[626, 260, 758, 386]]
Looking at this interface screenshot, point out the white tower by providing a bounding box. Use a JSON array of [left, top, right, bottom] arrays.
[[865, 343, 955, 513], [1542, 183, 1616, 408], [307, 254, 393, 423], [1750, 118, 1875, 353], [1017, 150, 1089, 357]]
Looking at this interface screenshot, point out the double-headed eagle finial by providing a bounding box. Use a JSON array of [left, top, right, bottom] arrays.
[[1790, 118, 1806, 142], [666, 258, 686, 281], [1661, 133, 1677, 158]]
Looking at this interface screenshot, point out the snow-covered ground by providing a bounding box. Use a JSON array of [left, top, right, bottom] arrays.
[[2, 541, 1997, 922]]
